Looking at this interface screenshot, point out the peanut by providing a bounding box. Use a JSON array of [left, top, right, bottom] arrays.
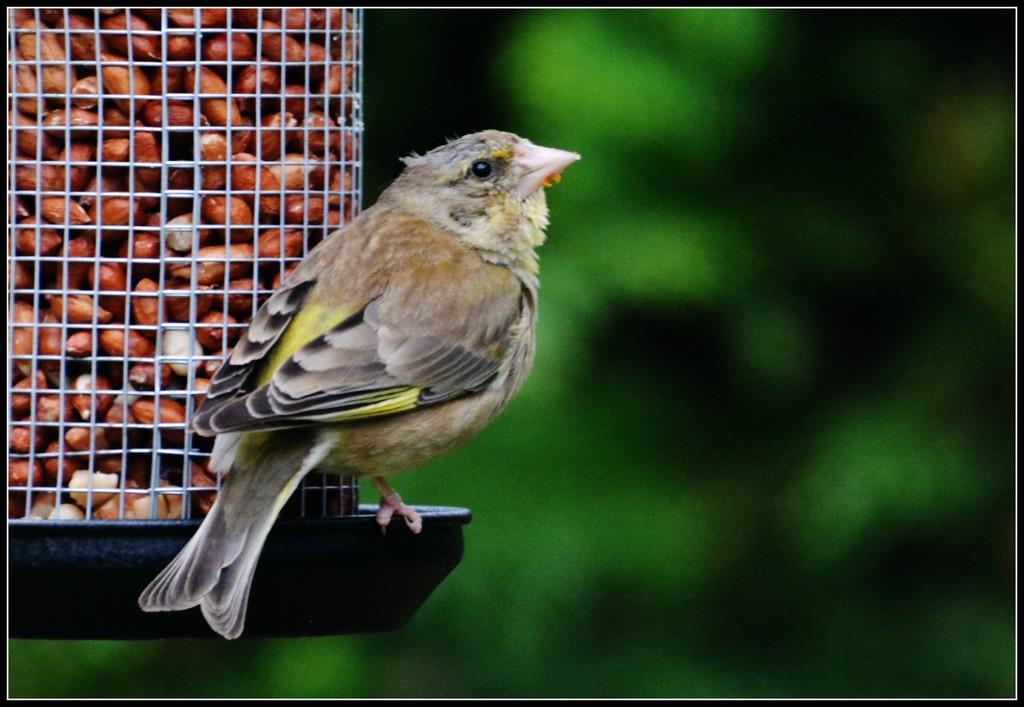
[[65, 331, 95, 357], [117, 232, 161, 278], [56, 235, 96, 289], [37, 312, 64, 362], [14, 217, 63, 256], [57, 141, 97, 193], [200, 195, 255, 238], [128, 362, 172, 391], [17, 19, 76, 97], [203, 32, 256, 63], [35, 394, 74, 424], [46, 293, 113, 324], [9, 459, 44, 487], [260, 20, 327, 68], [259, 111, 297, 161], [99, 327, 156, 358], [196, 310, 239, 352], [39, 196, 91, 226], [329, 167, 355, 207], [166, 8, 228, 28], [165, 33, 199, 60], [65, 426, 109, 453], [9, 47, 41, 115], [100, 105, 133, 139], [161, 329, 197, 376], [11, 302, 37, 364], [198, 350, 231, 378], [284, 194, 326, 225], [89, 195, 142, 243], [131, 493, 168, 520], [10, 425, 48, 455], [231, 8, 265, 27], [192, 378, 212, 409], [88, 262, 129, 321], [185, 67, 244, 132], [102, 403, 136, 449], [99, 51, 152, 113], [140, 99, 196, 130], [131, 398, 188, 446], [291, 112, 340, 156], [70, 373, 116, 421], [70, 75, 100, 109], [283, 9, 328, 30], [163, 284, 215, 322], [164, 163, 193, 188], [131, 278, 160, 326], [11, 371, 48, 417], [200, 131, 229, 189], [14, 160, 66, 193], [41, 107, 100, 140], [80, 173, 125, 211], [12, 111, 60, 159], [10, 259, 33, 291], [99, 135, 131, 162], [235, 65, 281, 113], [231, 154, 284, 215], [55, 14, 98, 61], [93, 495, 126, 520], [49, 504, 86, 521], [42, 441, 80, 485], [282, 84, 312, 118], [68, 469, 120, 507], [168, 243, 255, 286], [225, 278, 258, 317], [133, 129, 163, 187], [258, 228, 305, 260], [164, 213, 199, 253], [150, 65, 187, 96], [191, 462, 219, 515], [100, 11, 161, 61]]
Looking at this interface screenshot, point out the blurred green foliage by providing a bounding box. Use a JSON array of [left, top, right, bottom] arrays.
[[9, 9, 1014, 698]]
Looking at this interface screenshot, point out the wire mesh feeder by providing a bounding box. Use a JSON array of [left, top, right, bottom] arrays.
[[8, 8, 470, 640]]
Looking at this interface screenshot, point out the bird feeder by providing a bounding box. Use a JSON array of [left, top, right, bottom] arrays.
[[8, 7, 470, 640]]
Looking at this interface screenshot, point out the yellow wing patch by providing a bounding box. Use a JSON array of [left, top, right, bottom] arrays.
[[255, 301, 360, 388], [328, 386, 423, 422]]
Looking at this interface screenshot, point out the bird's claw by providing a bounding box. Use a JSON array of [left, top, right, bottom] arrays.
[[373, 481, 422, 535]]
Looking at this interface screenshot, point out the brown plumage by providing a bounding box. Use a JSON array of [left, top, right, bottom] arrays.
[[138, 130, 579, 638]]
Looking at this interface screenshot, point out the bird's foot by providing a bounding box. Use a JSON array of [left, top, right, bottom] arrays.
[[372, 478, 423, 534]]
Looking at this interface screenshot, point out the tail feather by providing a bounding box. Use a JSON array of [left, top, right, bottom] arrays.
[[138, 434, 334, 639], [199, 546, 261, 639]]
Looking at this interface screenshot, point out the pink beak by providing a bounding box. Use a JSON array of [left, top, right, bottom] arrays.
[[515, 141, 581, 198]]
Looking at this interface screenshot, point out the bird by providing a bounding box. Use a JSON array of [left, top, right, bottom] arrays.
[[138, 130, 580, 638]]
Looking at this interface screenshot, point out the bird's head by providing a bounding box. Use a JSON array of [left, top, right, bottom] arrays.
[[381, 130, 580, 279]]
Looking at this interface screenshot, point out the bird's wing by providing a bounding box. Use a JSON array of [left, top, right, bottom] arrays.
[[192, 255, 524, 436]]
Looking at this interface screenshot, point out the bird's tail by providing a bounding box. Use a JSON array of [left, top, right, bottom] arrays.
[[138, 434, 333, 639]]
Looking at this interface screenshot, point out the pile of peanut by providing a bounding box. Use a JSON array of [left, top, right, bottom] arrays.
[[8, 8, 360, 521]]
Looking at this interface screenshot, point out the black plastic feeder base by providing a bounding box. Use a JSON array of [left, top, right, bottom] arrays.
[[9, 505, 470, 640]]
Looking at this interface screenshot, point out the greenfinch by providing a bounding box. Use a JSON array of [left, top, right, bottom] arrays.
[[138, 130, 579, 638]]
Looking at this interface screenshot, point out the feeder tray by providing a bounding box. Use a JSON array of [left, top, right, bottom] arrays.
[[9, 505, 471, 639]]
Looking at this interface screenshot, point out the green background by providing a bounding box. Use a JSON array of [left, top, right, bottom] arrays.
[[9, 8, 1015, 698]]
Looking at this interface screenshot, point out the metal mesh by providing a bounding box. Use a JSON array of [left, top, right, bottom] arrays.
[[8, 8, 363, 522]]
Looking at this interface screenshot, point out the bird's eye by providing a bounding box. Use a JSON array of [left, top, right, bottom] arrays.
[[470, 160, 493, 179]]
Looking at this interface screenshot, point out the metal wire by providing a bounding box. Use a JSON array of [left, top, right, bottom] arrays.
[[8, 8, 363, 523]]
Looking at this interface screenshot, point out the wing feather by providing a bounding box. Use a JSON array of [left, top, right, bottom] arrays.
[[192, 218, 525, 436], [194, 296, 524, 434]]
